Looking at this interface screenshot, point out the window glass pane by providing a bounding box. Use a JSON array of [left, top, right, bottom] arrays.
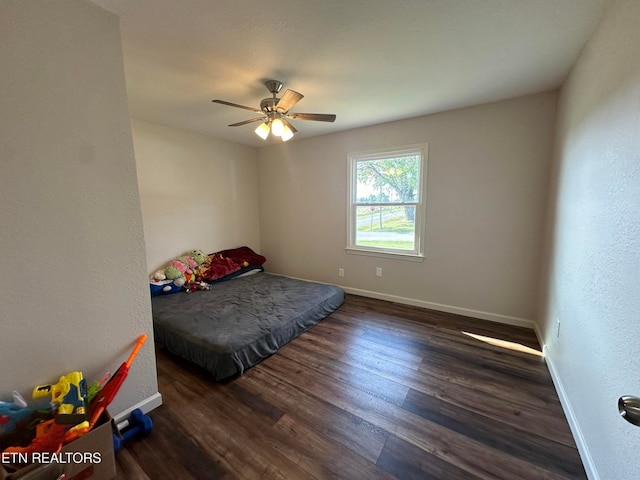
[[355, 155, 420, 204], [355, 205, 416, 250]]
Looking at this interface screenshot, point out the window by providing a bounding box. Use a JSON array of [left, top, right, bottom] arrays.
[[347, 144, 427, 260]]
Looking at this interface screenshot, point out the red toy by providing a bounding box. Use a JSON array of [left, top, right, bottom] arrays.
[[2, 335, 147, 459], [88, 334, 147, 429]]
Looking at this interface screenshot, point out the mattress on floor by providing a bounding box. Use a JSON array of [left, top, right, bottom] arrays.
[[151, 272, 345, 380]]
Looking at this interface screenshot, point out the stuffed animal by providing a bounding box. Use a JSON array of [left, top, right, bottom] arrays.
[[150, 279, 183, 296], [163, 251, 203, 281], [149, 270, 185, 296], [185, 281, 211, 293], [151, 250, 208, 296], [164, 258, 189, 280], [188, 249, 207, 267]]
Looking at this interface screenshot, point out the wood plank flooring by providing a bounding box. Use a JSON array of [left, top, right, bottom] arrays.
[[115, 294, 586, 479]]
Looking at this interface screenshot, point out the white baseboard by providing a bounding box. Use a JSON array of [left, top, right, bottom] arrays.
[[272, 273, 535, 329], [532, 323, 545, 350], [340, 286, 535, 329], [112, 392, 163, 425], [543, 346, 599, 480]]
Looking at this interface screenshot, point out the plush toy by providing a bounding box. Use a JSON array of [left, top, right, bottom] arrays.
[[165, 258, 189, 280], [151, 250, 208, 296], [152, 270, 167, 282], [150, 279, 183, 297], [149, 271, 185, 296], [185, 281, 211, 293], [188, 250, 207, 267], [163, 251, 202, 281]]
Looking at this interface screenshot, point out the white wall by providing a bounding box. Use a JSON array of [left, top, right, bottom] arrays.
[[539, 0, 640, 478], [258, 92, 557, 325], [0, 1, 159, 416], [132, 120, 260, 273]]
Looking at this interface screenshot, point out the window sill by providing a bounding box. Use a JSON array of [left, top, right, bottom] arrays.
[[345, 247, 425, 262]]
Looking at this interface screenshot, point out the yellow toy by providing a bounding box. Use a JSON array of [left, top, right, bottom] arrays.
[[32, 371, 88, 424]]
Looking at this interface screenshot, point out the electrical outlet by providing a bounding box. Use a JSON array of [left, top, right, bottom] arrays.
[[338, 268, 344, 278], [555, 318, 561, 338], [376, 267, 382, 277]]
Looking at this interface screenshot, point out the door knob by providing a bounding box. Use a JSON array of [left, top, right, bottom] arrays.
[[619, 396, 640, 426]]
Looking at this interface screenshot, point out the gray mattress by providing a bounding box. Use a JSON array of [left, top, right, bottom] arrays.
[[151, 273, 345, 380]]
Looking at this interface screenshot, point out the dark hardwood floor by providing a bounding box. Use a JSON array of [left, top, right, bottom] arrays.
[[115, 294, 586, 479]]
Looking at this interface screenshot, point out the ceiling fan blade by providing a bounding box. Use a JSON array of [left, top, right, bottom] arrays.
[[286, 112, 336, 122], [276, 89, 304, 113], [212, 99, 263, 113], [228, 117, 266, 127], [281, 118, 298, 133]]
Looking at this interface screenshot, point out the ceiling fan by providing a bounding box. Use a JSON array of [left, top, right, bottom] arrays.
[[212, 80, 336, 142]]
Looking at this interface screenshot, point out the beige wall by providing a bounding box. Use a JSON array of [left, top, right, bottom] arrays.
[[132, 120, 260, 273], [258, 92, 557, 325], [0, 1, 159, 417], [539, 0, 640, 478]]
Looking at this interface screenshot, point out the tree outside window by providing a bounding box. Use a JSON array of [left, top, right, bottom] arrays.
[[347, 144, 427, 259]]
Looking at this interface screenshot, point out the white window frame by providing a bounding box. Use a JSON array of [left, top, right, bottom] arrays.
[[346, 143, 428, 261]]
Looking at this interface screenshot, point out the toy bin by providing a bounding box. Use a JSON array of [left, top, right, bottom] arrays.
[[0, 412, 116, 480]]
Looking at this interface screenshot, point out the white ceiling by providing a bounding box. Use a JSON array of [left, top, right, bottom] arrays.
[[90, 0, 610, 148]]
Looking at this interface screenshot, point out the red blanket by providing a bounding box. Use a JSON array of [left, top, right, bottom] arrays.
[[196, 246, 266, 282], [214, 246, 266, 267]]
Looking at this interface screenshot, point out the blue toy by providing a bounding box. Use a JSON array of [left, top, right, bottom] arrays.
[[150, 280, 183, 296], [0, 391, 30, 436], [0, 391, 54, 451]]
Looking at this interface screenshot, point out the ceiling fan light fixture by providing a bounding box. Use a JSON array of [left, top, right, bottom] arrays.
[[254, 122, 270, 140], [271, 117, 284, 137], [281, 124, 294, 141], [213, 80, 336, 142]]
